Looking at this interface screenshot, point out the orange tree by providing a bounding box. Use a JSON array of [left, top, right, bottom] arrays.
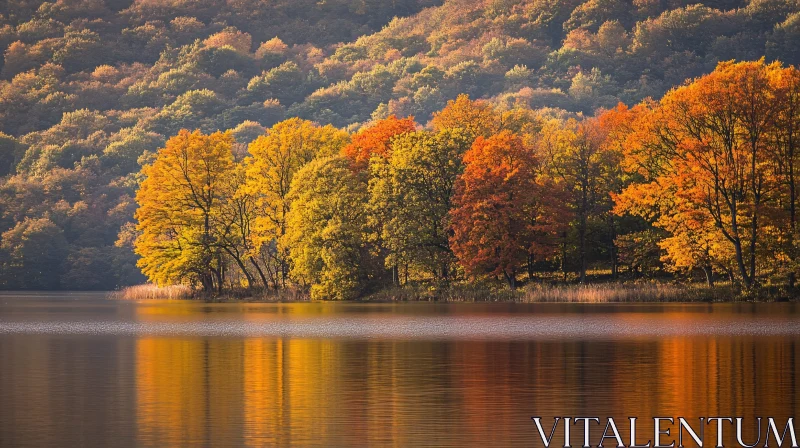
[[613, 60, 797, 289], [341, 115, 416, 170]]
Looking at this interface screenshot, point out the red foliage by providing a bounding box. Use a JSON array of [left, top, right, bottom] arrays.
[[342, 115, 417, 170], [449, 131, 568, 287]]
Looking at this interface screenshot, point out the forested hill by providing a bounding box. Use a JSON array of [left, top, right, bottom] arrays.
[[0, 0, 798, 290]]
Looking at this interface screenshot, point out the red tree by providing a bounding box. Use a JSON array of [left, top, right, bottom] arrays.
[[449, 131, 567, 288]]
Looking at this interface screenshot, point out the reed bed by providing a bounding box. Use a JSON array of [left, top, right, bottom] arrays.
[[111, 284, 311, 301], [114, 282, 737, 303], [365, 282, 734, 303], [520, 283, 731, 303], [111, 284, 194, 300]]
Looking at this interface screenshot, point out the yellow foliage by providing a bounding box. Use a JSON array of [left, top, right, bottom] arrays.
[[134, 130, 234, 289], [242, 118, 350, 287]]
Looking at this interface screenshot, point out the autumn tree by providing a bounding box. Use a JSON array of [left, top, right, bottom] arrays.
[[135, 130, 234, 292], [282, 156, 373, 299], [450, 131, 567, 288], [537, 116, 619, 283], [612, 60, 797, 288], [652, 60, 784, 288], [770, 64, 800, 285], [342, 115, 416, 170], [369, 128, 473, 282], [243, 118, 350, 288], [431, 94, 499, 139], [211, 163, 265, 288]]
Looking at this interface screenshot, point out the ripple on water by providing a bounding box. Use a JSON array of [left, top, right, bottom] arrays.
[[0, 315, 797, 339]]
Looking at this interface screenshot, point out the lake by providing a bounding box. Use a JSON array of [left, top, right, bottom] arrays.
[[0, 292, 798, 447]]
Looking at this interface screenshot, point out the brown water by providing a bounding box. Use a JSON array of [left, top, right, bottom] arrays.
[[0, 292, 798, 447]]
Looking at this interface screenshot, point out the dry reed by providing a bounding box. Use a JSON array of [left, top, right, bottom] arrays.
[[111, 284, 194, 300], [520, 283, 727, 303], [113, 282, 733, 303]]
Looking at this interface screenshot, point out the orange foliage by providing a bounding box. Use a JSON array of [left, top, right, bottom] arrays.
[[341, 115, 417, 170], [203, 30, 252, 53], [610, 60, 800, 286], [449, 131, 568, 288]]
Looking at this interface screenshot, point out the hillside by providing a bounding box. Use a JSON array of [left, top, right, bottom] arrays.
[[0, 0, 798, 289], [294, 0, 800, 124]]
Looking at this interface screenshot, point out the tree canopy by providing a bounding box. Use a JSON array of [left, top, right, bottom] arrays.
[[1, 0, 800, 294]]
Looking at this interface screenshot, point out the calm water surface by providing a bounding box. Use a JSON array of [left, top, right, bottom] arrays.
[[0, 292, 798, 447]]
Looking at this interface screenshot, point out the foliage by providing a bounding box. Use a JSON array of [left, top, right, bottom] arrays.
[[369, 128, 472, 280], [282, 156, 374, 299], [450, 131, 568, 288], [612, 60, 800, 289], [242, 118, 350, 288], [342, 115, 417, 169], [134, 130, 234, 291], [2, 0, 800, 296], [0, 217, 67, 289]]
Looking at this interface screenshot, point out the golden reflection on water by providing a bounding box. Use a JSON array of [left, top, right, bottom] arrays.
[[0, 301, 798, 447], [126, 336, 800, 447]]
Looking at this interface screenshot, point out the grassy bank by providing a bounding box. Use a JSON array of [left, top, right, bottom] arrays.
[[112, 281, 771, 303]]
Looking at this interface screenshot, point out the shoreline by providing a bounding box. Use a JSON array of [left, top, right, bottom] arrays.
[[108, 283, 800, 304]]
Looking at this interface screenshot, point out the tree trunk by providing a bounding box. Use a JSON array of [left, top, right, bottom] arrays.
[[608, 215, 618, 279], [702, 265, 714, 288], [732, 238, 752, 288], [250, 259, 269, 289], [579, 211, 587, 284], [725, 267, 735, 284], [503, 270, 517, 290], [560, 232, 568, 283], [201, 273, 214, 292], [223, 248, 255, 289], [526, 253, 535, 283]]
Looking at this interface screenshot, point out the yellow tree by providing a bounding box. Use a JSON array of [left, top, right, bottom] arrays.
[[212, 163, 268, 289], [431, 94, 499, 139], [135, 130, 234, 292], [242, 118, 350, 288]]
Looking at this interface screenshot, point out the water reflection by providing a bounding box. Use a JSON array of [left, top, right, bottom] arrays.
[[0, 296, 797, 447]]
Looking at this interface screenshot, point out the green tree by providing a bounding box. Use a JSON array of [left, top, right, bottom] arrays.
[[369, 128, 472, 282], [283, 156, 373, 299], [0, 217, 68, 289]]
